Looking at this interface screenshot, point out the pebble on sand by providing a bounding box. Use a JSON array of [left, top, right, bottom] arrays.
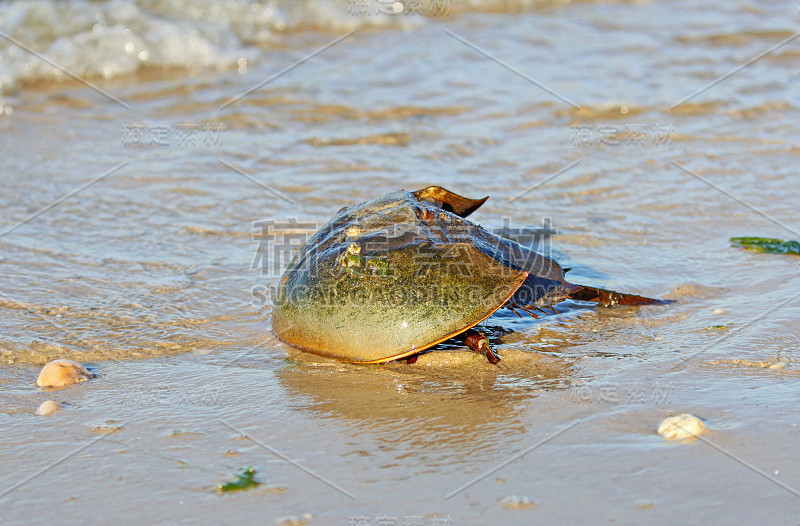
[[658, 413, 706, 440], [36, 359, 95, 388], [35, 400, 65, 416]]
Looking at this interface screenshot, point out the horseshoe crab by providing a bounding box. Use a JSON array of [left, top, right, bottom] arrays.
[[272, 186, 666, 364]]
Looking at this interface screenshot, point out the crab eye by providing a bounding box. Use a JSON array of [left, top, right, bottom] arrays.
[[420, 208, 435, 223]]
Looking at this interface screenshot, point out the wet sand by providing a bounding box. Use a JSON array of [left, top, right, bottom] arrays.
[[2, 0, 800, 523]]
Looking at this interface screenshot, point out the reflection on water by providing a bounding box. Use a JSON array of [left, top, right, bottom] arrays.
[[272, 298, 674, 464], [276, 347, 574, 463]]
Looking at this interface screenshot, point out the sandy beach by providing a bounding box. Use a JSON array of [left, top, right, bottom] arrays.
[[2, 0, 800, 524]]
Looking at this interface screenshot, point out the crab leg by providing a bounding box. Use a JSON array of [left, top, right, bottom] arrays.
[[507, 305, 524, 318], [464, 329, 500, 364], [507, 302, 539, 319], [520, 306, 540, 319]]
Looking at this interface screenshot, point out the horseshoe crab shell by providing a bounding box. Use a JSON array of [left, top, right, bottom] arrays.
[[271, 186, 592, 363]]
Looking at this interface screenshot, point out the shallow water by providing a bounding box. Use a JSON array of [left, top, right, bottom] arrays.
[[2, 0, 800, 524]]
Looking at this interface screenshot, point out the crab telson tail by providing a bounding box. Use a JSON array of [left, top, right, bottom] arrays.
[[568, 284, 672, 306]]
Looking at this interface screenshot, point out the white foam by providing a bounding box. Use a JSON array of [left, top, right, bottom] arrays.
[[0, 0, 378, 94], [0, 0, 562, 95]]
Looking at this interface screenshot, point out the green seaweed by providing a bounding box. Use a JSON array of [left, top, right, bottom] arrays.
[[705, 324, 730, 330], [730, 237, 800, 255], [217, 467, 260, 494]]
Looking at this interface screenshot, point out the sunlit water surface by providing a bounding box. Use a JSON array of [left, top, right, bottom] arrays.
[[2, 0, 800, 523]]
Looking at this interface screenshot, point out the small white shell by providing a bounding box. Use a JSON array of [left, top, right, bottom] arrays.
[[36, 359, 95, 388], [35, 400, 65, 416], [658, 413, 706, 440], [499, 495, 536, 509]]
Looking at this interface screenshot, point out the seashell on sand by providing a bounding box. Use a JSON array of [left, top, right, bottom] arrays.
[[499, 495, 536, 509], [36, 359, 95, 388], [658, 413, 706, 440], [35, 400, 65, 415]]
